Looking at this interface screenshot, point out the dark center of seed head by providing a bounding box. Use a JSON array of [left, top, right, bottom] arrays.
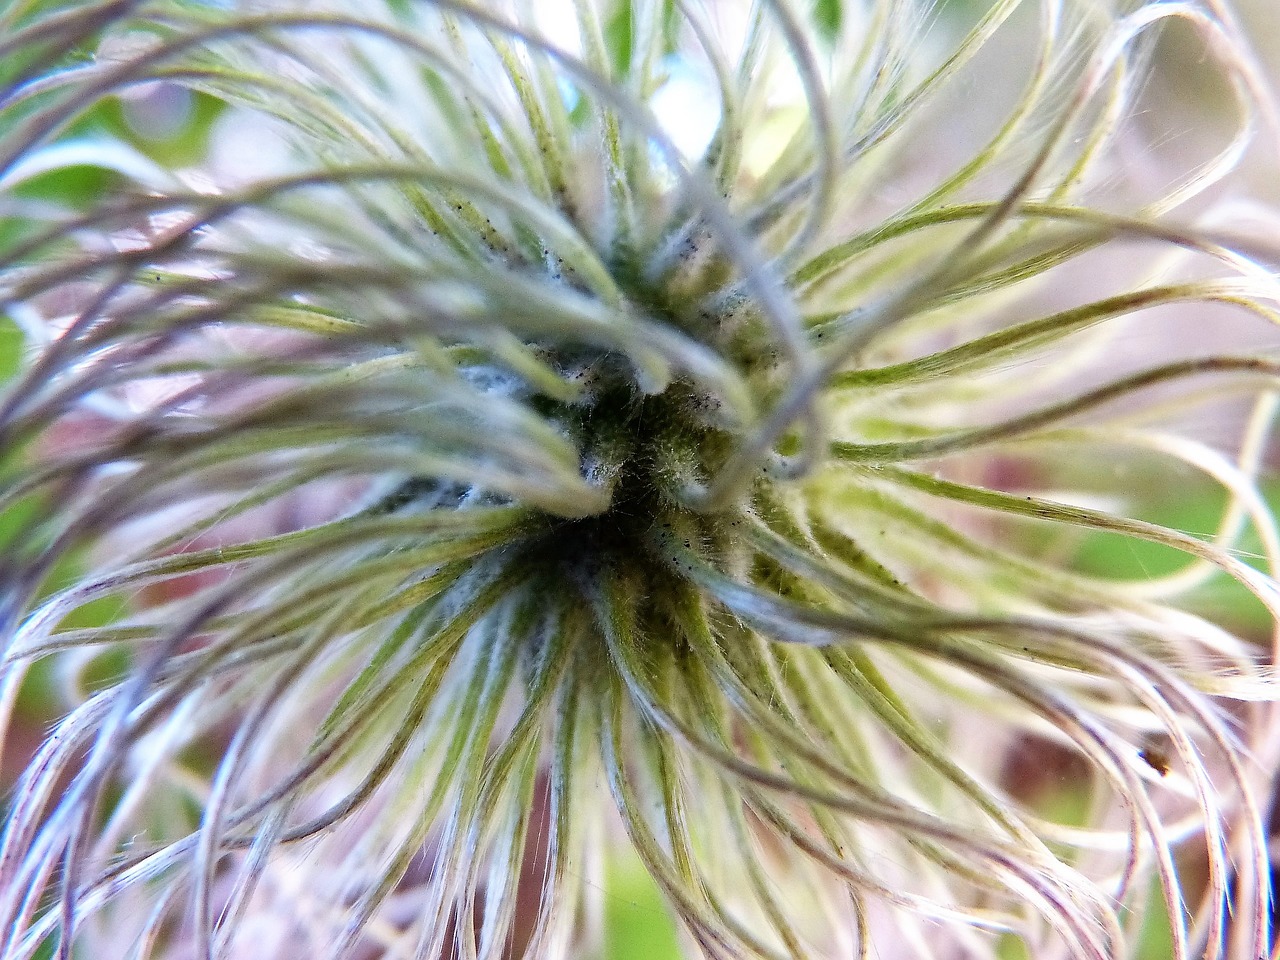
[[521, 377, 735, 587]]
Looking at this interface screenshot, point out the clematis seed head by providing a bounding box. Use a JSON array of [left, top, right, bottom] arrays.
[[1, 2, 1279, 960]]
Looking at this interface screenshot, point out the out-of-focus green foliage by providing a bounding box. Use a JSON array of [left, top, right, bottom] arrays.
[[604, 849, 683, 960]]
